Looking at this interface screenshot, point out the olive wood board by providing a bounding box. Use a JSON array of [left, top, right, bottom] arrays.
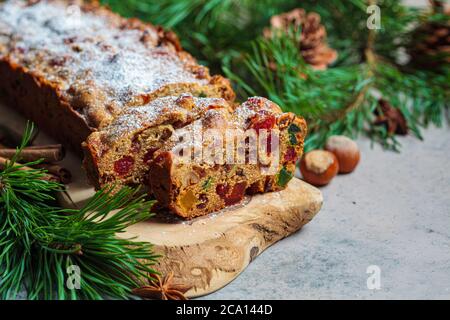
[[0, 103, 323, 298]]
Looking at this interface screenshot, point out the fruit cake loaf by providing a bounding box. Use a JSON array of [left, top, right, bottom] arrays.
[[0, 0, 235, 153], [82, 94, 234, 189], [148, 97, 307, 218]]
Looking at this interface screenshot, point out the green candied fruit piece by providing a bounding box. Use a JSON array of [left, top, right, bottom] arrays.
[[288, 123, 301, 134], [276, 167, 293, 187], [288, 123, 301, 145], [289, 133, 298, 146], [202, 177, 213, 190]]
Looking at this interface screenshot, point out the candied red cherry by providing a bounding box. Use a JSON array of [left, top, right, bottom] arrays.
[[114, 156, 134, 176], [216, 184, 230, 198], [284, 147, 297, 162], [225, 182, 247, 205], [249, 113, 276, 132]]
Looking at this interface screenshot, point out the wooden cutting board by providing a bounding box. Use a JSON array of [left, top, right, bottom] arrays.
[[125, 178, 322, 298], [0, 103, 323, 298]]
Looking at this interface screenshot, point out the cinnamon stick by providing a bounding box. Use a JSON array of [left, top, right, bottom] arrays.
[[33, 163, 72, 184], [0, 144, 65, 163], [0, 156, 59, 182]]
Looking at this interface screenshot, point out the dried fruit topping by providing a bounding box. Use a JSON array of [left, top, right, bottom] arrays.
[[179, 190, 196, 212], [216, 182, 247, 205], [225, 182, 247, 205], [207, 104, 225, 110], [288, 123, 301, 134], [49, 56, 68, 67], [202, 177, 213, 190], [114, 156, 135, 176], [196, 202, 207, 210], [199, 194, 208, 203], [289, 133, 298, 146], [216, 183, 230, 198], [63, 36, 77, 44], [144, 148, 158, 164], [277, 113, 295, 129], [197, 194, 208, 210], [246, 97, 266, 109], [276, 167, 293, 187], [193, 66, 208, 79], [288, 123, 301, 145], [193, 166, 207, 178], [175, 94, 195, 109], [284, 147, 297, 162], [183, 171, 200, 186], [249, 113, 276, 132]]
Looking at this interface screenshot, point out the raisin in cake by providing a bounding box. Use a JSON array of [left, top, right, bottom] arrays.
[[0, 0, 235, 152]]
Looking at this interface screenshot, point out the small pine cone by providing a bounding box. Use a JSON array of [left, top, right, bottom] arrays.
[[264, 8, 337, 70], [407, 4, 450, 69]]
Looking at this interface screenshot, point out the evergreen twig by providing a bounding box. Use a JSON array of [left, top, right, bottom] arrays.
[[0, 123, 158, 299]]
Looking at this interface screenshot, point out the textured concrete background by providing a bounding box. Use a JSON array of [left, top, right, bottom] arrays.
[[204, 124, 450, 300]]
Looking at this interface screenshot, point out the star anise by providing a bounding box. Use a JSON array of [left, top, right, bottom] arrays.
[[374, 99, 408, 135], [132, 272, 191, 300]]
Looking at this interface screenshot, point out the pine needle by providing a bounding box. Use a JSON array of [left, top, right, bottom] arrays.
[[0, 123, 158, 300]]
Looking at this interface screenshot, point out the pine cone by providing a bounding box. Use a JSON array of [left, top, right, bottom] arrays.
[[374, 99, 408, 136], [264, 8, 337, 70], [407, 3, 450, 69]]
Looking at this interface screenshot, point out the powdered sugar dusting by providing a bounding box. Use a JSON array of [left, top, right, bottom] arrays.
[[102, 95, 228, 143], [0, 0, 209, 121]]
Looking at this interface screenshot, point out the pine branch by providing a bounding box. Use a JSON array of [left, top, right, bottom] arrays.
[[224, 30, 375, 150], [102, 0, 448, 152], [0, 123, 158, 300]]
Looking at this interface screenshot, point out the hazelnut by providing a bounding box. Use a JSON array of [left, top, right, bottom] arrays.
[[300, 150, 339, 186], [325, 135, 360, 174]]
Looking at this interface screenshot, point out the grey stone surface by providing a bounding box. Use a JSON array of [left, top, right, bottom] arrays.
[[202, 124, 450, 299]]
